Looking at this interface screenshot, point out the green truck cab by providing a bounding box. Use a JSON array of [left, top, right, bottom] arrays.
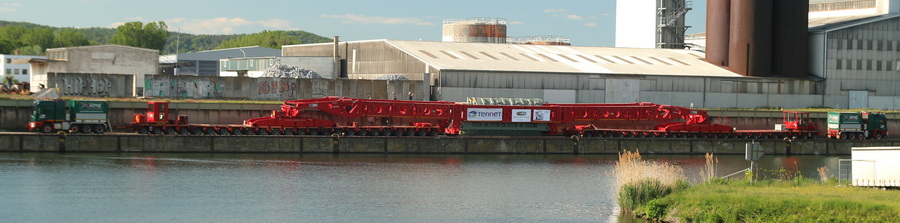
[[27, 99, 111, 133], [827, 112, 888, 139]]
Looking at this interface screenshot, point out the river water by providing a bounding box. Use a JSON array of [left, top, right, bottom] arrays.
[[0, 152, 845, 222]]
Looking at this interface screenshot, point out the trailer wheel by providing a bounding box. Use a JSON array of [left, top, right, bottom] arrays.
[[204, 128, 216, 135], [256, 129, 269, 135], [93, 125, 106, 134], [415, 130, 426, 136], [138, 127, 149, 134], [270, 129, 282, 135], [283, 129, 295, 135], [428, 130, 439, 136], [191, 128, 203, 135], [70, 125, 80, 133], [857, 133, 865, 140], [308, 129, 318, 136], [152, 127, 163, 134], [231, 128, 243, 136], [370, 129, 381, 136], [165, 127, 176, 135], [81, 126, 92, 134], [41, 124, 54, 133], [178, 128, 189, 135]]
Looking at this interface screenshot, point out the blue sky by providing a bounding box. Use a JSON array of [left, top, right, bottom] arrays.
[[0, 0, 706, 47]]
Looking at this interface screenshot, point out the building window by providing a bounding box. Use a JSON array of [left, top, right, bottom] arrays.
[[22, 69, 27, 75], [4, 69, 9, 75], [836, 59, 843, 70], [857, 60, 862, 70], [5, 58, 10, 64], [876, 61, 883, 71], [13, 69, 19, 74], [889, 41, 894, 51], [877, 41, 884, 51], [867, 40, 874, 50]]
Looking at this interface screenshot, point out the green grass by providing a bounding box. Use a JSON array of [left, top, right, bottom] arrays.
[[643, 179, 900, 222]]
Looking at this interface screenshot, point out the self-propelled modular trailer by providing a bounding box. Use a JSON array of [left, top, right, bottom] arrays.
[[128, 97, 881, 139]]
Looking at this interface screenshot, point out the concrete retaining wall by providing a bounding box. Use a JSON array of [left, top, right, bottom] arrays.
[[1, 134, 897, 155]]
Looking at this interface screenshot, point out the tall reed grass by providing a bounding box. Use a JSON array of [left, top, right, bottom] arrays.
[[615, 150, 688, 214]]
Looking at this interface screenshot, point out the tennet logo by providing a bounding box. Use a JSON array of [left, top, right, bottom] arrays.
[[468, 111, 478, 118]]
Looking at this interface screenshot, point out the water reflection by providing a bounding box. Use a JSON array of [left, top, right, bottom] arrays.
[[0, 153, 845, 222]]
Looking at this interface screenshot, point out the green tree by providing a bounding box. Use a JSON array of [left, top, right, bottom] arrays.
[[54, 28, 90, 47], [110, 21, 169, 51], [21, 27, 55, 49], [14, 45, 43, 56], [216, 30, 300, 49]]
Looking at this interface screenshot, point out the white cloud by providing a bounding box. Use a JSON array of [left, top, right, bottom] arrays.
[[152, 17, 300, 34], [124, 17, 147, 22], [3, 3, 22, 7], [567, 15, 583, 20], [321, 14, 435, 26], [509, 21, 524, 25], [584, 22, 597, 27], [0, 8, 14, 12], [543, 9, 566, 13]]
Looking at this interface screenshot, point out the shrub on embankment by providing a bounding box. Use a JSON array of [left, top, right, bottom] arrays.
[[614, 150, 689, 219], [615, 151, 900, 222]]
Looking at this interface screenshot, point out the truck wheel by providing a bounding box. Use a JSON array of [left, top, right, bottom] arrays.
[[94, 125, 106, 134], [41, 125, 54, 133], [178, 128, 189, 135], [81, 125, 92, 134], [138, 127, 149, 134], [874, 133, 883, 140], [857, 134, 866, 140], [152, 127, 163, 134], [191, 128, 203, 135], [165, 127, 176, 135], [70, 125, 80, 133]]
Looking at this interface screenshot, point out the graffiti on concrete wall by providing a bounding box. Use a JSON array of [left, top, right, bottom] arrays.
[[257, 79, 298, 97], [145, 78, 224, 99], [59, 76, 113, 96], [177, 80, 224, 98]]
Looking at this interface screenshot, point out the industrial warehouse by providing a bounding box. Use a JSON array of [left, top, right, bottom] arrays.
[[279, 0, 900, 109]]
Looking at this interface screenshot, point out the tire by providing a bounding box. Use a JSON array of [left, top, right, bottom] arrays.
[[165, 127, 176, 135], [232, 128, 243, 136], [874, 133, 883, 140], [93, 125, 106, 134], [192, 128, 203, 135], [256, 129, 269, 135], [370, 130, 381, 136], [81, 125, 92, 134], [41, 124, 54, 133], [205, 128, 216, 135], [152, 127, 163, 134], [218, 128, 229, 135], [178, 128, 190, 135], [358, 130, 369, 136], [271, 129, 282, 135], [308, 129, 318, 136], [138, 127, 149, 134], [70, 125, 80, 133], [283, 129, 295, 135]]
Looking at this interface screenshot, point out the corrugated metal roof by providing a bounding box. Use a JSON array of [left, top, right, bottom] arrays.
[[809, 13, 900, 32], [382, 40, 740, 77]]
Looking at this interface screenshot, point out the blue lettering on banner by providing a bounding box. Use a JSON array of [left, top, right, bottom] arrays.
[[467, 108, 504, 121]]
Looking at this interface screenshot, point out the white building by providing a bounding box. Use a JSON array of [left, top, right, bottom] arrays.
[[2, 54, 46, 83], [615, 0, 691, 49], [159, 46, 281, 76]]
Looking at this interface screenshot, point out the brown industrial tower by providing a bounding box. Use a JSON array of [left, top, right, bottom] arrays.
[[706, 0, 809, 77]]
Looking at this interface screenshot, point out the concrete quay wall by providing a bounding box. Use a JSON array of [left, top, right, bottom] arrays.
[[1, 134, 897, 155]]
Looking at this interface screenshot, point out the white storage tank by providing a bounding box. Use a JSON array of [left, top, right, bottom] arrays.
[[851, 147, 900, 187]]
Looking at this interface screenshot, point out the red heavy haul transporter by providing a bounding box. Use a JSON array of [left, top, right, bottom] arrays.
[[130, 97, 852, 139]]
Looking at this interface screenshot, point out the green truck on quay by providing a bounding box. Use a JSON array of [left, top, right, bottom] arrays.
[[827, 112, 888, 139], [26, 99, 111, 133]]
